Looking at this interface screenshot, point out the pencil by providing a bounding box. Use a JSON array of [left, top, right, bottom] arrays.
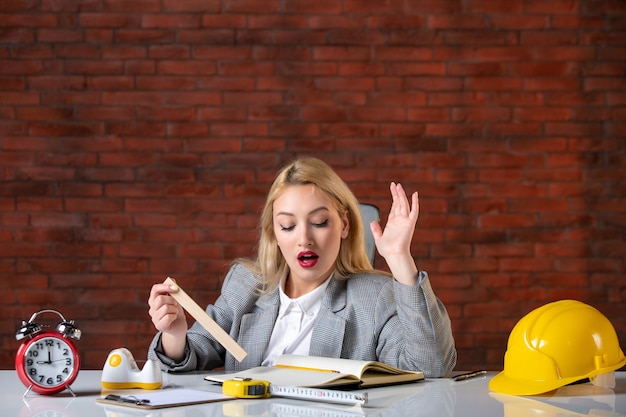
[[275, 364, 340, 373]]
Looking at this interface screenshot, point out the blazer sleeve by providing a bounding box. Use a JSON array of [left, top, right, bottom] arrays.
[[377, 271, 457, 377]]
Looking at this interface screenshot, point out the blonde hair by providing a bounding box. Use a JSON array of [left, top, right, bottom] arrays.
[[237, 157, 375, 292]]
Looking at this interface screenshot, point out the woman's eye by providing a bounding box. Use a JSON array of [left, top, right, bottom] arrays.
[[280, 225, 295, 231], [312, 220, 328, 228]]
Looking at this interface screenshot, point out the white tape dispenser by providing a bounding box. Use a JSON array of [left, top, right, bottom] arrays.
[[101, 347, 162, 390]]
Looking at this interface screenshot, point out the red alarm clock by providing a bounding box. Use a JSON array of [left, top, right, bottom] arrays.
[[15, 309, 81, 396]]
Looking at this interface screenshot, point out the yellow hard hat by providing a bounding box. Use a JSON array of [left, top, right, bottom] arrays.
[[489, 299, 626, 396]]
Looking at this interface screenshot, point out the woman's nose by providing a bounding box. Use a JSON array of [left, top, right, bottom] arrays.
[[298, 226, 313, 247]]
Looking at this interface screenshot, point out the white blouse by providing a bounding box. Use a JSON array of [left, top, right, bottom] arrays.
[[261, 275, 331, 366]]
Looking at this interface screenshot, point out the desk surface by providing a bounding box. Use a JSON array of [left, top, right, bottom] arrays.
[[2, 370, 625, 417]]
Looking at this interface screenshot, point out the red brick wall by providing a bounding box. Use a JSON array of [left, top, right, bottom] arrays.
[[1, 1, 624, 372]]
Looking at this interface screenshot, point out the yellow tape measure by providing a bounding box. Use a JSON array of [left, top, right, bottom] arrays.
[[223, 378, 270, 398], [222, 378, 368, 405]]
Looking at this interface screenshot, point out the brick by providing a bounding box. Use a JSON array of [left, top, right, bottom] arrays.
[[177, 29, 235, 44], [512, 62, 575, 76], [388, 62, 446, 76], [0, 0, 38, 12], [514, 107, 572, 121], [167, 122, 209, 137], [248, 15, 308, 31], [116, 29, 175, 43], [142, 14, 202, 29], [350, 107, 406, 122], [157, 60, 217, 75], [0, 91, 39, 104], [248, 107, 296, 121], [0, 13, 57, 27], [369, 15, 427, 30], [318, 77, 376, 91], [271, 121, 316, 138], [405, 0, 463, 14], [545, 122, 604, 136], [75, 106, 134, 121], [486, 123, 543, 136], [429, 15, 486, 30], [64, 60, 124, 75], [551, 16, 606, 30], [446, 31, 518, 46], [102, 0, 161, 12], [521, 31, 579, 46], [453, 108, 511, 122], [489, 15, 547, 30], [85, 29, 113, 43], [37, 28, 84, 43], [537, 46, 597, 61], [426, 123, 483, 137], [102, 45, 147, 59], [476, 47, 534, 61], [408, 108, 450, 122], [406, 77, 463, 91], [135, 167, 195, 182], [312, 46, 376, 61], [526, 77, 582, 91], [149, 45, 191, 59], [163, 0, 220, 12], [494, 183, 551, 197], [0, 28, 36, 43], [224, 0, 280, 13], [185, 138, 243, 153], [0, 154, 33, 170], [11, 45, 54, 59], [203, 14, 247, 29], [79, 13, 141, 28], [466, 0, 523, 14]]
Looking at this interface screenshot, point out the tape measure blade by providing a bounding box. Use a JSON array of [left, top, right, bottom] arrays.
[[269, 385, 368, 406]]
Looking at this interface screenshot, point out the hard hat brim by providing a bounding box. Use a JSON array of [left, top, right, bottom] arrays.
[[489, 358, 626, 396], [489, 371, 582, 396]]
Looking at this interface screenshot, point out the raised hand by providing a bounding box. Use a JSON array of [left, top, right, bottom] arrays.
[[369, 182, 419, 285]]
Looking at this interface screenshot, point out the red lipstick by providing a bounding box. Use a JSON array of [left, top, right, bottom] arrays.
[[297, 251, 318, 268]]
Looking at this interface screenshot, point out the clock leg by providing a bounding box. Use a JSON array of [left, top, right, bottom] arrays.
[[22, 385, 33, 398], [65, 385, 77, 397]]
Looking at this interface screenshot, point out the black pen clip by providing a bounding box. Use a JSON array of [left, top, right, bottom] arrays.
[[105, 394, 151, 406], [453, 370, 486, 381]]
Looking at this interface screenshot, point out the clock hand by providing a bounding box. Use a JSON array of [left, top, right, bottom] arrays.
[[49, 358, 71, 363], [36, 351, 53, 365]]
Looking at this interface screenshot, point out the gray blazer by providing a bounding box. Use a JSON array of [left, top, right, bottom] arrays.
[[148, 263, 456, 377]]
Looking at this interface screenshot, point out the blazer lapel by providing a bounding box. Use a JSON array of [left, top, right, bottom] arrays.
[[234, 290, 279, 371], [309, 277, 347, 358]]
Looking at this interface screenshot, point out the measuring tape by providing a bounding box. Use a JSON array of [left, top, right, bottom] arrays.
[[223, 378, 368, 406]]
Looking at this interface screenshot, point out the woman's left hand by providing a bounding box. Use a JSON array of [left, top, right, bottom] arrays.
[[370, 182, 420, 285]]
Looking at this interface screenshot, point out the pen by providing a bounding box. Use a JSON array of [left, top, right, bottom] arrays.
[[104, 394, 151, 406], [453, 370, 486, 382]]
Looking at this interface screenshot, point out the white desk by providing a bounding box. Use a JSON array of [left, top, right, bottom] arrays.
[[2, 370, 625, 417]]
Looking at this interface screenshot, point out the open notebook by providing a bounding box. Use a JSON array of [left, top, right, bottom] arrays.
[[205, 354, 424, 389]]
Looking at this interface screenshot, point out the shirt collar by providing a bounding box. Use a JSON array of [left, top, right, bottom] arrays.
[[278, 273, 332, 317]]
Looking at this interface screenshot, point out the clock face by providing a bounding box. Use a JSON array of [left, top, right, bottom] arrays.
[[16, 332, 80, 395]]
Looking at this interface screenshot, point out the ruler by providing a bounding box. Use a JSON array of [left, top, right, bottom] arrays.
[[269, 385, 368, 406], [164, 277, 248, 362]]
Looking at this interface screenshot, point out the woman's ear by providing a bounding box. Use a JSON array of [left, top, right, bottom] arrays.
[[341, 210, 350, 239]]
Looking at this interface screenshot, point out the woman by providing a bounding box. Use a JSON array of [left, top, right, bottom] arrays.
[[148, 157, 456, 377]]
